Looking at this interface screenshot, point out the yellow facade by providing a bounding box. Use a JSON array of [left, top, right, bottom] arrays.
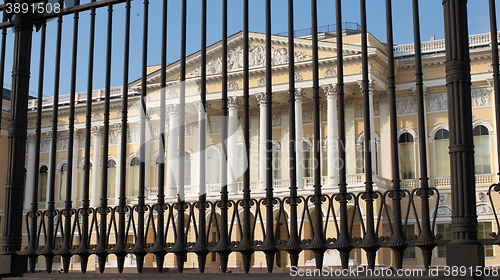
[[2, 29, 499, 271]]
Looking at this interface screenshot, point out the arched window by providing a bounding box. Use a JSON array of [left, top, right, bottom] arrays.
[[107, 160, 116, 198], [272, 142, 281, 180], [473, 125, 491, 174], [207, 148, 220, 184], [303, 141, 312, 178], [399, 133, 416, 179], [38, 165, 48, 202], [59, 163, 67, 200], [356, 134, 380, 175], [184, 152, 191, 186], [130, 157, 140, 197], [434, 129, 450, 177]]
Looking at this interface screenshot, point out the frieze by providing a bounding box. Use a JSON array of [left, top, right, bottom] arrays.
[[58, 136, 69, 151], [186, 44, 312, 77], [471, 88, 490, 108], [303, 107, 313, 124], [396, 95, 417, 115]]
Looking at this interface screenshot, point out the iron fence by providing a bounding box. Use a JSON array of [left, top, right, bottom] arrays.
[[0, 0, 498, 276]]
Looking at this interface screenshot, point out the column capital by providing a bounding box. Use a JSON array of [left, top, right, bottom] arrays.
[[345, 96, 356, 108], [255, 92, 268, 106], [294, 88, 306, 102], [91, 126, 103, 136], [73, 129, 81, 139], [166, 104, 180, 116], [378, 92, 388, 103], [27, 133, 36, 144], [113, 123, 123, 133], [357, 80, 377, 94], [228, 96, 240, 110], [321, 84, 337, 98]]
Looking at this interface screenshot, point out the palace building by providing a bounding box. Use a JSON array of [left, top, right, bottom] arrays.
[[6, 25, 500, 271]]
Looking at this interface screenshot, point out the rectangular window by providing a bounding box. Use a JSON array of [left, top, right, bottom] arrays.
[[478, 222, 494, 257], [436, 224, 452, 258]]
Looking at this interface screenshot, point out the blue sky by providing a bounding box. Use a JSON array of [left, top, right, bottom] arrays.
[[2, 0, 498, 97]]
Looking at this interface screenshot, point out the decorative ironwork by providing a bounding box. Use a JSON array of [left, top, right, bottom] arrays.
[[0, 0, 494, 276]]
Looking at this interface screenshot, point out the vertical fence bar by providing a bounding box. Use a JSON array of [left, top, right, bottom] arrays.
[[214, 0, 231, 272], [25, 13, 46, 274], [236, 0, 255, 273], [0, 12, 7, 134], [151, 0, 168, 272], [173, 0, 188, 272], [42, 5, 64, 271], [132, 0, 149, 272], [59, 1, 80, 272], [74, 0, 97, 273], [95, 2, 113, 273], [490, 0, 500, 186], [333, 0, 353, 270], [412, 0, 435, 270], [385, 0, 407, 270], [0, 2, 32, 276], [261, 0, 277, 273], [443, 0, 485, 267], [309, 0, 326, 270], [283, 0, 301, 269], [193, 0, 209, 272], [359, 0, 379, 269], [111, 0, 131, 273]]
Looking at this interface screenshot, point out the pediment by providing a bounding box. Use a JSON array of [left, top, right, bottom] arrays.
[[186, 43, 313, 78], [130, 31, 364, 90]]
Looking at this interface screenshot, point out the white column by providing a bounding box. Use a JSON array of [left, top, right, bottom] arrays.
[[227, 96, 239, 194], [24, 133, 37, 211], [488, 80, 499, 175], [194, 101, 209, 196], [71, 130, 80, 205], [280, 106, 289, 180], [295, 88, 305, 190], [322, 84, 339, 188], [91, 126, 102, 207], [114, 124, 122, 206], [256, 93, 267, 191], [249, 109, 260, 185], [379, 93, 391, 178], [145, 115, 151, 198], [345, 97, 356, 175], [166, 104, 179, 198]]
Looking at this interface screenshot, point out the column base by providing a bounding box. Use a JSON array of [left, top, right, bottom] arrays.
[[0, 254, 26, 276], [446, 243, 484, 267]]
